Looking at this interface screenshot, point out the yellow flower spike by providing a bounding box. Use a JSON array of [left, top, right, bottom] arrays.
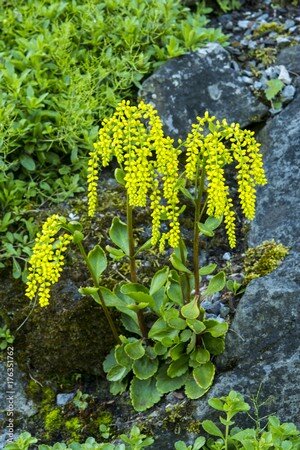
[[88, 100, 182, 251], [26, 215, 72, 307]]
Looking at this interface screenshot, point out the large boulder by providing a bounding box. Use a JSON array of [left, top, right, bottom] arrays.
[[139, 43, 268, 140], [276, 45, 300, 76], [143, 91, 300, 450]]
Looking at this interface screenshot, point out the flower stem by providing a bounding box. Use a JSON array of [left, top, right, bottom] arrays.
[[77, 241, 121, 344], [193, 163, 206, 299], [126, 199, 148, 339]]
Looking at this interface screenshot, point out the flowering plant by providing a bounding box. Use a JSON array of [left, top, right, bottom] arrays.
[[25, 101, 266, 411]]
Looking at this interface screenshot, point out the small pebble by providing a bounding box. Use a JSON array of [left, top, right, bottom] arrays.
[[56, 393, 75, 407], [284, 19, 295, 30], [222, 252, 231, 261], [242, 76, 253, 84], [278, 65, 291, 84], [281, 85, 296, 101], [220, 305, 230, 318], [238, 20, 250, 29]]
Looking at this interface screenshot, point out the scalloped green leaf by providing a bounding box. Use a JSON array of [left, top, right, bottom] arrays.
[[130, 377, 162, 412], [186, 319, 206, 334], [132, 356, 158, 380], [124, 340, 145, 360], [115, 345, 132, 368], [204, 319, 228, 337], [156, 364, 187, 394], [202, 334, 225, 355], [107, 365, 128, 382], [181, 298, 200, 320], [193, 362, 215, 389], [184, 375, 209, 400], [167, 355, 189, 378]]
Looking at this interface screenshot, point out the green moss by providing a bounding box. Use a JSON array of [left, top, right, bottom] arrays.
[[253, 22, 285, 37], [243, 240, 289, 284], [65, 417, 83, 441], [44, 408, 63, 437], [96, 411, 113, 427], [251, 48, 277, 66]]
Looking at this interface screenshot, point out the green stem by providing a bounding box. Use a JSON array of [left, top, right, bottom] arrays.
[[193, 163, 206, 300], [126, 199, 148, 339], [179, 239, 191, 303], [77, 242, 121, 344]]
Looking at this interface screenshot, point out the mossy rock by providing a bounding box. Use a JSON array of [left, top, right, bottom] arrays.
[[0, 268, 116, 380]]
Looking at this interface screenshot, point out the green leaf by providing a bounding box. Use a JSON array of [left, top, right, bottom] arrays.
[[204, 319, 228, 337], [148, 318, 178, 345], [190, 348, 210, 365], [185, 375, 209, 400], [199, 264, 217, 276], [186, 319, 206, 334], [114, 168, 125, 185], [156, 364, 187, 394], [130, 377, 162, 411], [109, 217, 129, 255], [170, 343, 185, 360], [124, 340, 145, 360], [73, 230, 84, 244], [132, 355, 158, 380], [208, 398, 224, 411], [103, 349, 117, 373], [87, 245, 107, 281], [106, 245, 126, 259], [174, 441, 188, 450], [170, 254, 192, 274], [20, 154, 36, 171], [202, 334, 225, 355], [181, 298, 200, 320], [167, 355, 189, 378], [203, 272, 226, 297], [107, 365, 128, 382], [265, 78, 284, 101], [12, 258, 22, 279], [79, 286, 99, 296], [193, 362, 215, 389], [115, 345, 132, 368], [202, 420, 224, 438], [198, 222, 214, 237], [205, 216, 223, 230], [110, 380, 127, 396], [150, 267, 169, 295], [136, 238, 152, 253], [193, 436, 206, 450]]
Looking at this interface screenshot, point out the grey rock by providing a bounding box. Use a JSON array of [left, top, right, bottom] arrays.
[[276, 37, 291, 45], [281, 84, 296, 101], [56, 392, 75, 407], [238, 20, 250, 29], [222, 252, 231, 261], [139, 44, 267, 140], [253, 81, 263, 89], [284, 19, 295, 30], [278, 65, 291, 84], [242, 76, 253, 84], [276, 45, 300, 75], [219, 305, 230, 318], [0, 362, 36, 447]]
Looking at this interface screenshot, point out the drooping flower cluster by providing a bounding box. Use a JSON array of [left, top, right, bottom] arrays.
[[88, 100, 181, 250], [25, 215, 72, 307], [185, 112, 267, 248]]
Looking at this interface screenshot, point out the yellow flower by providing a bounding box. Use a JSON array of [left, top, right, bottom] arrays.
[[184, 112, 267, 247], [26, 215, 71, 307], [88, 100, 182, 250]]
